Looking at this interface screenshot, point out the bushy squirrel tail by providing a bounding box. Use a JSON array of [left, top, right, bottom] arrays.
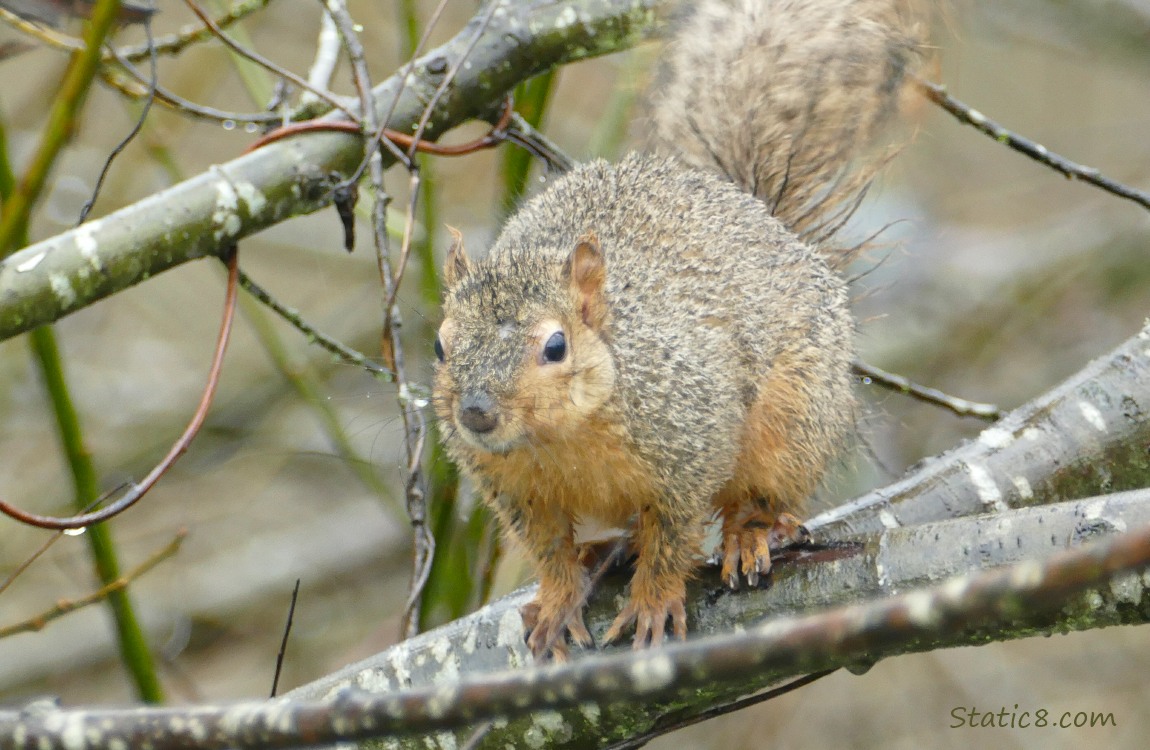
[[645, 0, 928, 260]]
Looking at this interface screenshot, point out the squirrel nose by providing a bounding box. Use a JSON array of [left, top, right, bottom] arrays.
[[458, 392, 499, 434]]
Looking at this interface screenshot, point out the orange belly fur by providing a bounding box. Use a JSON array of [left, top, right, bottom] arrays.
[[470, 413, 657, 528]]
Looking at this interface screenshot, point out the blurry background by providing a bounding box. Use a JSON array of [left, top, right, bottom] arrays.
[[0, 0, 1147, 748]]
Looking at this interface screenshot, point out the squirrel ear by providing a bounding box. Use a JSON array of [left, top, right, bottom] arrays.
[[443, 225, 472, 287], [564, 233, 608, 330]]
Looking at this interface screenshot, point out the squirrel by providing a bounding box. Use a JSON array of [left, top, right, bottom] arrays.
[[433, 0, 927, 660]]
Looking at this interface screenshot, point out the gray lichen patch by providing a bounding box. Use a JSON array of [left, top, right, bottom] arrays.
[[523, 710, 572, 748], [628, 653, 675, 693], [210, 173, 243, 242], [48, 273, 77, 308]]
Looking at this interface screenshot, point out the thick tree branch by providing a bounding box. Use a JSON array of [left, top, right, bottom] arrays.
[[809, 319, 1150, 540], [1, 320, 1148, 748], [2, 490, 1148, 749], [0, 0, 665, 343]]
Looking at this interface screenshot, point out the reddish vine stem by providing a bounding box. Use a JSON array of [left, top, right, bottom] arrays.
[[0, 248, 240, 530], [243, 99, 516, 159]]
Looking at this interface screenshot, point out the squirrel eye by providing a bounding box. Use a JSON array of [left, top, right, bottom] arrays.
[[542, 331, 567, 363], [434, 335, 445, 362]]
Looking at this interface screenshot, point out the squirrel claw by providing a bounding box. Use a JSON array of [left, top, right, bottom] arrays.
[[719, 511, 808, 589], [602, 603, 634, 646], [603, 594, 687, 649], [521, 599, 592, 662], [567, 615, 593, 648], [769, 512, 810, 548]]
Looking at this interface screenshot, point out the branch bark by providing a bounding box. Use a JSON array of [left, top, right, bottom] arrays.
[[2, 490, 1148, 749], [2, 322, 1149, 747], [808, 319, 1150, 540], [1, 3, 1148, 748], [0, 0, 665, 343]]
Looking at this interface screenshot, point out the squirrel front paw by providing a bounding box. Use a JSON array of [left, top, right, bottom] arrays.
[[602, 589, 687, 650], [520, 598, 592, 663], [718, 510, 808, 588]]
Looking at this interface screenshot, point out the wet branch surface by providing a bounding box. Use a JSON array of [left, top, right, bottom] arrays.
[[2, 490, 1148, 749], [2, 323, 1149, 749], [0, 0, 666, 343]]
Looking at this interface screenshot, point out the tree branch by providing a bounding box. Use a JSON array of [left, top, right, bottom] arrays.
[[2, 490, 1148, 749], [2, 314, 1148, 743], [809, 319, 1150, 540], [1, 322, 1147, 749], [0, 0, 666, 343]]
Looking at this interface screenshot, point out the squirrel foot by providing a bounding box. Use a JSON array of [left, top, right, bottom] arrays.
[[602, 590, 687, 650], [719, 510, 809, 589], [520, 598, 593, 663]]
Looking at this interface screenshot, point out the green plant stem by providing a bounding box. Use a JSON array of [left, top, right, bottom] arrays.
[[0, 0, 124, 247], [27, 329, 164, 703], [499, 70, 556, 216], [415, 439, 461, 628], [415, 155, 440, 306], [237, 292, 400, 514], [206, 0, 275, 105], [0, 0, 164, 703]]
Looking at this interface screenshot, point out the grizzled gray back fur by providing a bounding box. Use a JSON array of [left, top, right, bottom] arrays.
[[488, 153, 853, 492], [434, 0, 931, 656]]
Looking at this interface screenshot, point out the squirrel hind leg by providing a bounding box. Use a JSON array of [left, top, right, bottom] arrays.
[[713, 361, 844, 587]]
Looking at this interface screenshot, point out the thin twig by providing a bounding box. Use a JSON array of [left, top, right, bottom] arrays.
[[317, 0, 434, 637], [379, 98, 514, 321], [0, 1, 275, 61], [79, 19, 159, 224], [918, 78, 1150, 213], [377, 6, 517, 327], [406, 0, 504, 161], [181, 0, 358, 121], [104, 50, 281, 125], [0, 486, 127, 596], [1, 2, 282, 126], [374, 165, 435, 641], [502, 112, 577, 173], [116, 0, 274, 62], [0, 530, 185, 639], [318, 0, 437, 639], [0, 7, 83, 52], [270, 579, 301, 698], [346, 0, 454, 185], [0, 248, 241, 529], [237, 268, 391, 378], [303, 9, 341, 107], [604, 669, 838, 750], [321, 0, 377, 137], [853, 359, 1002, 421]]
